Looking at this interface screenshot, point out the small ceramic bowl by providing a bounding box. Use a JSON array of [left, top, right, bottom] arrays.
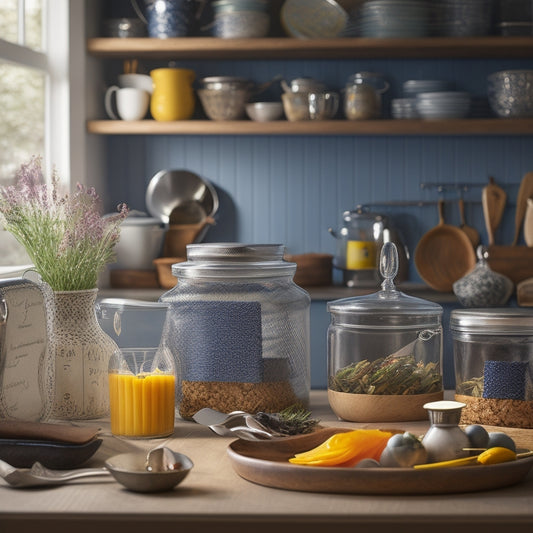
[[105, 450, 193, 493], [245, 102, 284, 122]]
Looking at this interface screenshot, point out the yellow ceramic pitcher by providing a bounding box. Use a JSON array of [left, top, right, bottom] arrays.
[[150, 68, 195, 121]]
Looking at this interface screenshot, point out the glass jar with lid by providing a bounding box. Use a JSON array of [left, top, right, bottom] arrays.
[[344, 72, 389, 120], [159, 243, 311, 419], [451, 308, 533, 428], [327, 242, 443, 422]]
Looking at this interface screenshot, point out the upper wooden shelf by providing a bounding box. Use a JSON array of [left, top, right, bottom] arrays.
[[87, 36, 533, 60], [87, 118, 533, 136]]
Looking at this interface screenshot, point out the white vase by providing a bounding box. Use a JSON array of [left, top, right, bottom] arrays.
[[49, 289, 118, 419]]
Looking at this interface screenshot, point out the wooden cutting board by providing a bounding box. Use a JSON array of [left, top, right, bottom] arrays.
[[513, 172, 533, 245], [487, 245, 533, 284], [482, 177, 506, 246]]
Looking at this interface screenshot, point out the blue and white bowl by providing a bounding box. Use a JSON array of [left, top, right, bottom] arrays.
[[145, 0, 196, 38], [213, 10, 270, 38]]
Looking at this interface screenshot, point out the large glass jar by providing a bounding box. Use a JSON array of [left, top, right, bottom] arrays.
[[159, 243, 311, 419], [327, 243, 443, 422], [451, 308, 533, 428]]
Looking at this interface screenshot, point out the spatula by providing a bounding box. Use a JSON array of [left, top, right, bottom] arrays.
[[482, 177, 506, 246], [512, 171, 533, 245], [458, 198, 480, 247]]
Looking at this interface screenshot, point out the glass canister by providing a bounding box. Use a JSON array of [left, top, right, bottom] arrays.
[[159, 243, 311, 419], [327, 242, 443, 422], [451, 308, 533, 428], [329, 207, 386, 286], [344, 72, 389, 120]]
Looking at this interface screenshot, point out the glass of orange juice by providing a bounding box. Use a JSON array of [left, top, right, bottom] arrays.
[[109, 347, 176, 438]]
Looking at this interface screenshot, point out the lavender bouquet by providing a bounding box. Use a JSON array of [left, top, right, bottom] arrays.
[[0, 157, 128, 291]]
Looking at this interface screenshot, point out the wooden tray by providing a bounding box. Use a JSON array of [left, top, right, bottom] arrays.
[[227, 427, 533, 495]]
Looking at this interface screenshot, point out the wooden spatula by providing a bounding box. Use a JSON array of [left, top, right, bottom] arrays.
[[458, 198, 479, 247], [482, 177, 506, 246], [512, 171, 533, 245]]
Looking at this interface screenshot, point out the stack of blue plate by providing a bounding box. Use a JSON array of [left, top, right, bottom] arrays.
[[403, 79, 454, 97], [356, 0, 430, 38], [437, 0, 493, 36], [416, 91, 471, 119], [391, 98, 419, 119]]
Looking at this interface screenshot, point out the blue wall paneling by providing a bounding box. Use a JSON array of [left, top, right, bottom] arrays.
[[101, 55, 533, 390]]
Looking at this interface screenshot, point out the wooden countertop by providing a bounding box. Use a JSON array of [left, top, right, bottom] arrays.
[[1, 390, 532, 533]]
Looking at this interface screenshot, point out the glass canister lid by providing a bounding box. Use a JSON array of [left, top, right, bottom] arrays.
[[172, 243, 296, 278], [451, 308, 533, 335], [327, 242, 442, 327]]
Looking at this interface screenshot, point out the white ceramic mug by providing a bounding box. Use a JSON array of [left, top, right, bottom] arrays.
[[118, 73, 153, 94], [105, 86, 150, 121]]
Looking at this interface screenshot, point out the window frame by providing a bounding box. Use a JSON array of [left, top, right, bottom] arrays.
[[0, 0, 85, 186]]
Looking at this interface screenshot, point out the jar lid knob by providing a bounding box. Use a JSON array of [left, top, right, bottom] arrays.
[[380, 241, 398, 294]]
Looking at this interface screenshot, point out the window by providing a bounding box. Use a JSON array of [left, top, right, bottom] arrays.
[[0, 0, 72, 266]]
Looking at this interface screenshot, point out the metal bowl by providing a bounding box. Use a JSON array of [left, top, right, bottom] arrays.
[[105, 450, 193, 493], [488, 70, 533, 118], [198, 87, 250, 120], [145, 169, 219, 225]]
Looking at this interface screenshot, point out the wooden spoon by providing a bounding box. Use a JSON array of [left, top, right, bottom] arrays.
[[458, 198, 479, 247], [414, 199, 477, 292], [512, 171, 533, 245], [482, 177, 506, 246]]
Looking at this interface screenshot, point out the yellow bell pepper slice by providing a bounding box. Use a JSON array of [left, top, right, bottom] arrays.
[[289, 429, 393, 467]]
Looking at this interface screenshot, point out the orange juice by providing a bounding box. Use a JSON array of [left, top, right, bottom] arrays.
[[109, 371, 175, 438]]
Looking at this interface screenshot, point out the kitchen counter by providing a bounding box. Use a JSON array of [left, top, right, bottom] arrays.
[[1, 390, 532, 533]]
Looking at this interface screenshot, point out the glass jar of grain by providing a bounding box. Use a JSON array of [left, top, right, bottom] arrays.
[[159, 243, 310, 419]]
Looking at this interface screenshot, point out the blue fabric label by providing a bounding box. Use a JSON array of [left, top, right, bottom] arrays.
[[171, 300, 263, 383]]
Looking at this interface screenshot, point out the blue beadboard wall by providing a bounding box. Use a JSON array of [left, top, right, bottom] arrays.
[[101, 56, 533, 389]]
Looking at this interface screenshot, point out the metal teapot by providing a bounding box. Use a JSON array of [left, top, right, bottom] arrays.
[[328, 206, 409, 287]]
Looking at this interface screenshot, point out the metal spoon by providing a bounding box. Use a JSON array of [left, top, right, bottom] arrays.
[[145, 446, 177, 472], [0, 459, 110, 488]]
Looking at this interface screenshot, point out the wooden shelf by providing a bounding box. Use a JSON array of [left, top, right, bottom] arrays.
[[87, 36, 533, 60], [87, 118, 533, 136]]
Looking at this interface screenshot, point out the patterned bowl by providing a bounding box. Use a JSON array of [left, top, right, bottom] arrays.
[[198, 88, 250, 120], [213, 10, 270, 38], [488, 70, 533, 118]]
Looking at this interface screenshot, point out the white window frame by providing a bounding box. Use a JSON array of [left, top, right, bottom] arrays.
[[0, 0, 86, 187]]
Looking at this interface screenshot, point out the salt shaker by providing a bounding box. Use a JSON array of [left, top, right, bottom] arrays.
[[421, 400, 470, 463]]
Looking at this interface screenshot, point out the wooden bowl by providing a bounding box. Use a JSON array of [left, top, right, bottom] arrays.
[[153, 257, 186, 289], [284, 253, 333, 287]]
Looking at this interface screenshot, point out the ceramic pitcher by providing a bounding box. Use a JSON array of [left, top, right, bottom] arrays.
[[150, 68, 195, 121]]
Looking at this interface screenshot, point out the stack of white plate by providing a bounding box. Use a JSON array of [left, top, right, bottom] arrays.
[[357, 0, 430, 38], [415, 91, 471, 119], [403, 79, 454, 97]]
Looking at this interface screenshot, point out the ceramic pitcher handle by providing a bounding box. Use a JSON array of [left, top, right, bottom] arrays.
[[104, 85, 120, 120]]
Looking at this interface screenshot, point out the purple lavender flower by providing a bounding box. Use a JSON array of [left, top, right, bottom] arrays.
[[0, 156, 128, 291]]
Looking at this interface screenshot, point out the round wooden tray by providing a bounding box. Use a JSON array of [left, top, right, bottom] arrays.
[[328, 389, 444, 422], [227, 427, 533, 495]]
